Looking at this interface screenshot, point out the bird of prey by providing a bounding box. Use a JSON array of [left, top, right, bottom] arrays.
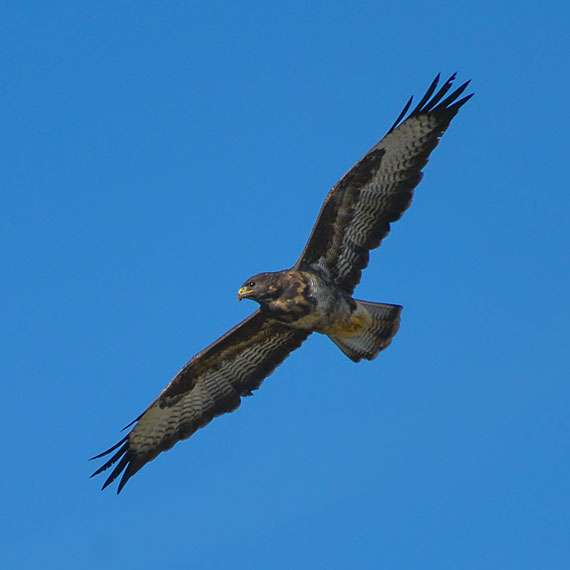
[[91, 73, 473, 493]]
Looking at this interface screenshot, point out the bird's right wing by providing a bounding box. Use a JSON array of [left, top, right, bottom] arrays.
[[90, 310, 309, 493], [296, 73, 473, 294]]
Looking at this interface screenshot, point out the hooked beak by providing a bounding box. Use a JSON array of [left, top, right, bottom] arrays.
[[237, 286, 254, 301]]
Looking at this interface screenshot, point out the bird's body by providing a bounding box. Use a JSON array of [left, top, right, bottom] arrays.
[[238, 268, 401, 361], [91, 73, 473, 492], [240, 268, 350, 329]]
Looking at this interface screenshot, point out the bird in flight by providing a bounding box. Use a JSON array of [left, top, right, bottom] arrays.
[[91, 73, 473, 493]]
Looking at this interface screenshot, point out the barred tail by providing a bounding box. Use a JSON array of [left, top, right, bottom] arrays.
[[329, 301, 402, 362]]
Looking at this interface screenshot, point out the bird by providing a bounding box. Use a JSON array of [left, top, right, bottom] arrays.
[[91, 73, 473, 493]]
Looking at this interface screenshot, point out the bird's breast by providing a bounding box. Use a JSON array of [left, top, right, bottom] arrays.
[[262, 271, 316, 325], [264, 270, 353, 331]]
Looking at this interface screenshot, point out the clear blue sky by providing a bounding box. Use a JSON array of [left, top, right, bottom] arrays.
[[2, 2, 569, 569]]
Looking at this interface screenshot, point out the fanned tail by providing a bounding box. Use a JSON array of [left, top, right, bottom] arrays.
[[329, 301, 402, 362]]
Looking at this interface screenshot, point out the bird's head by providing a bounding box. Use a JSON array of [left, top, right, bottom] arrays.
[[237, 272, 283, 304]]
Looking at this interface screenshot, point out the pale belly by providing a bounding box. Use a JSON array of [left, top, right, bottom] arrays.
[[286, 293, 371, 337]]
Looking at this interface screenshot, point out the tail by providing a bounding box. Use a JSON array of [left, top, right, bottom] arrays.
[[329, 300, 402, 362]]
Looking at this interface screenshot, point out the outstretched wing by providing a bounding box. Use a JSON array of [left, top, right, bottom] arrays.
[[296, 73, 473, 293], [90, 311, 308, 493]]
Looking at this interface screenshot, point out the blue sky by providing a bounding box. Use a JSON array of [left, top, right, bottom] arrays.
[[2, 1, 569, 568]]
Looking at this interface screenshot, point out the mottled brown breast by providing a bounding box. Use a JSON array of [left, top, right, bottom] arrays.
[[262, 270, 316, 324]]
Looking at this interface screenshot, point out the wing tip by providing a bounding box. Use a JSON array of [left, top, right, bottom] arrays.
[[389, 72, 473, 132], [90, 435, 135, 492], [387, 94, 414, 134], [89, 434, 129, 461]]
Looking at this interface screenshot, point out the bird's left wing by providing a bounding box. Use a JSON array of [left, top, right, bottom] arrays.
[[90, 310, 308, 493], [295, 73, 473, 294]]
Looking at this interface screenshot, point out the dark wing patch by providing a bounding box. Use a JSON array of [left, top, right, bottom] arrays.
[[90, 311, 308, 493], [296, 73, 473, 293]]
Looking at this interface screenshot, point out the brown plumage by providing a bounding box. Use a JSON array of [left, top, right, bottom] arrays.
[[91, 73, 473, 492], [297, 73, 472, 293]]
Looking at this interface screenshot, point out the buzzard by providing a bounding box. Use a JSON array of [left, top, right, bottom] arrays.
[[91, 73, 473, 493]]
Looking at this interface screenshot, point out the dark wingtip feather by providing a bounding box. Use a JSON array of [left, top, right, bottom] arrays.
[[90, 441, 129, 478], [90, 419, 144, 492], [448, 92, 474, 113], [410, 73, 440, 116], [100, 452, 130, 491], [433, 79, 471, 112], [90, 433, 146, 492], [121, 412, 143, 432], [388, 73, 473, 133], [422, 73, 457, 112], [89, 435, 128, 461], [387, 95, 413, 133], [116, 462, 142, 494]]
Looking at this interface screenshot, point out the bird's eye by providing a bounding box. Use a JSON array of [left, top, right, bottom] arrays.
[[248, 281, 255, 288]]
